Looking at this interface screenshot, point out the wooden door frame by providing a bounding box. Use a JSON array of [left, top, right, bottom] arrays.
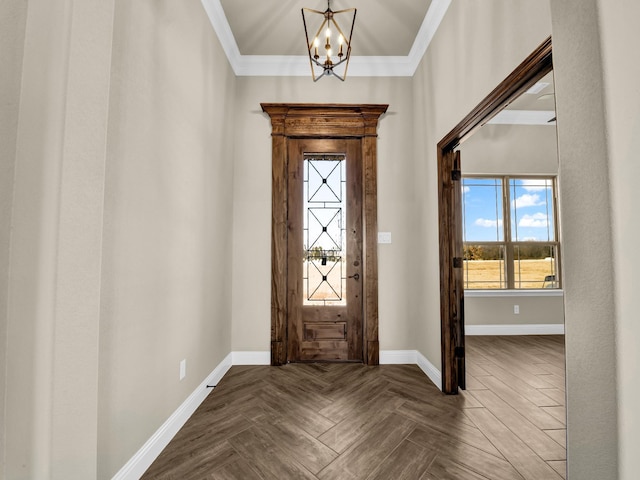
[[262, 103, 388, 366], [438, 37, 553, 394]]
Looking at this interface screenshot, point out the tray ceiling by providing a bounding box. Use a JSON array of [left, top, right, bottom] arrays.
[[201, 0, 450, 76]]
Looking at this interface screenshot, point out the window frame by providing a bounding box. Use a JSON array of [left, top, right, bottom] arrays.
[[462, 174, 562, 290]]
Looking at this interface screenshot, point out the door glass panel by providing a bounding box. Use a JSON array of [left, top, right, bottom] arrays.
[[303, 154, 346, 306]]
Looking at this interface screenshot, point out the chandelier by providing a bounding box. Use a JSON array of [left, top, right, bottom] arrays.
[[302, 0, 356, 81]]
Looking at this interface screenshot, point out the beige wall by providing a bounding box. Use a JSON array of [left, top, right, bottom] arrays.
[[411, 0, 553, 371], [461, 124, 559, 175], [547, 0, 640, 476], [596, 0, 640, 477], [231, 76, 417, 352], [98, 0, 236, 478], [2, 0, 236, 478], [0, 1, 28, 475], [4, 0, 114, 478], [465, 295, 564, 327]]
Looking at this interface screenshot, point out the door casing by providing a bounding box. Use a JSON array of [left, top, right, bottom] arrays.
[[262, 103, 388, 366], [437, 37, 553, 394]]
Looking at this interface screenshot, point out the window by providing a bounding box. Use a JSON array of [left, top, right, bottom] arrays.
[[462, 176, 560, 290]]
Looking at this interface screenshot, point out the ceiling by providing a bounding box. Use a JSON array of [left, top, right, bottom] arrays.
[[201, 0, 449, 76], [489, 72, 556, 125], [220, 0, 432, 56], [200, 0, 556, 125]]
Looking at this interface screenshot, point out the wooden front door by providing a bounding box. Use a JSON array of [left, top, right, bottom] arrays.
[[261, 103, 387, 366], [287, 138, 363, 361]]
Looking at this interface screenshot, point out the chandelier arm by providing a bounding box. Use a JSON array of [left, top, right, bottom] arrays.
[[343, 9, 356, 79], [302, 8, 326, 15], [331, 8, 356, 14], [347, 9, 357, 46], [313, 70, 328, 82], [302, 10, 318, 81], [329, 56, 348, 68]]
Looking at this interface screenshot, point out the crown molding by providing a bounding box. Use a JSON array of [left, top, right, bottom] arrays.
[[201, 0, 451, 77]]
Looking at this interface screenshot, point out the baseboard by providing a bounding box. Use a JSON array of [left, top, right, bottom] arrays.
[[380, 350, 442, 392], [112, 353, 233, 480], [465, 324, 565, 335], [232, 351, 270, 365], [379, 350, 417, 364], [415, 351, 443, 391]]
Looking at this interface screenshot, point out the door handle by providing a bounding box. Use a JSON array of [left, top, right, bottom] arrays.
[[348, 273, 360, 280]]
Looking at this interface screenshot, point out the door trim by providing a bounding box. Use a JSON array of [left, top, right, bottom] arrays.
[[437, 37, 553, 394], [261, 103, 388, 366]]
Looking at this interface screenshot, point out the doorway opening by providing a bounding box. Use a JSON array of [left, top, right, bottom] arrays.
[[437, 37, 555, 394]]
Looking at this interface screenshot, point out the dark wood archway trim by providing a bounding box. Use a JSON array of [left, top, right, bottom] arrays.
[[262, 103, 388, 366], [438, 37, 553, 394]]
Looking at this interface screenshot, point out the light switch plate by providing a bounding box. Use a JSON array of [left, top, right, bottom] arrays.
[[378, 232, 392, 244]]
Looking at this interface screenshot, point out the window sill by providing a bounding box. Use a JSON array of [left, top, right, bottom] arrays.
[[464, 289, 564, 298]]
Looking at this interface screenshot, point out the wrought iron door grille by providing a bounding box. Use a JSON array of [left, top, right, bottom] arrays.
[[303, 154, 347, 305]]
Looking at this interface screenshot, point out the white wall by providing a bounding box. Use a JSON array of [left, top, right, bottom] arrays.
[[231, 76, 417, 353], [411, 0, 553, 371], [98, 0, 236, 477]]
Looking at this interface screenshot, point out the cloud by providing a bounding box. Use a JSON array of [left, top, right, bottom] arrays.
[[513, 193, 544, 208], [520, 179, 551, 192], [518, 213, 548, 228], [462, 186, 470, 194], [475, 218, 503, 228]]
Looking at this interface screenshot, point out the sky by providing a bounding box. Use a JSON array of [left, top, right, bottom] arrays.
[[462, 177, 555, 243]]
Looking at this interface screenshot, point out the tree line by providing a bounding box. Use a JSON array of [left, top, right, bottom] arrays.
[[464, 244, 555, 260]]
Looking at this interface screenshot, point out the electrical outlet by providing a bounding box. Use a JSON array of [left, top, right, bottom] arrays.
[[514, 305, 520, 315], [179, 359, 186, 380]]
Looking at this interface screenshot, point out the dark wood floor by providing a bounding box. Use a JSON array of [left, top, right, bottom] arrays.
[[142, 336, 566, 480]]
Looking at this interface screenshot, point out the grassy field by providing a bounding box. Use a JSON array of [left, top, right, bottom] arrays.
[[464, 259, 557, 289], [300, 259, 558, 297]]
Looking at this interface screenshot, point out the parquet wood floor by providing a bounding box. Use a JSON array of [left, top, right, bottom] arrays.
[[141, 335, 566, 480]]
